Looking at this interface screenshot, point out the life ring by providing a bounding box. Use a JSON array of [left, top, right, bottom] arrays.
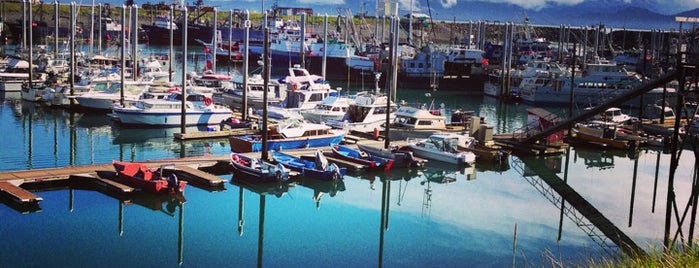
[[204, 97, 213, 106], [291, 83, 298, 91]]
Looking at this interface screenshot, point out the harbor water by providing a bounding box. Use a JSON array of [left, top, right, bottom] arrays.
[[0, 36, 697, 265], [2, 83, 696, 267]]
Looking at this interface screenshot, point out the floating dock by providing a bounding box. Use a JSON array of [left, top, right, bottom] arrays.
[[173, 128, 257, 140]]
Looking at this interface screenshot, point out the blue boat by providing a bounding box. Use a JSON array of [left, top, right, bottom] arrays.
[[229, 120, 345, 153], [271, 150, 346, 181], [328, 144, 394, 171], [230, 153, 290, 183]]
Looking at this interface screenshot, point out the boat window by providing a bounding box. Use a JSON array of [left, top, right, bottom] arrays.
[[309, 93, 324, 102], [406, 118, 417, 125], [417, 120, 432, 126]]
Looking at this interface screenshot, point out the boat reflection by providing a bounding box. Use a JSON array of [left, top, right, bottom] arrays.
[[422, 160, 477, 181], [573, 146, 636, 170], [296, 177, 346, 209], [111, 125, 210, 145]]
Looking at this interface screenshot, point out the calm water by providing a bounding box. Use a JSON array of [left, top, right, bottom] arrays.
[[1, 54, 698, 266], [2, 92, 696, 267]]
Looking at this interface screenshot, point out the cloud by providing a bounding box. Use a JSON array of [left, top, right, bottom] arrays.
[[297, 0, 346, 5], [440, 0, 458, 8], [397, 0, 424, 12]]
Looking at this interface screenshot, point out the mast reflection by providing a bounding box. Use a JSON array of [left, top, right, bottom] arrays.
[[232, 178, 293, 268]]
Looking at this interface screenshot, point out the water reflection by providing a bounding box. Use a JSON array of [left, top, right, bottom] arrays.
[[231, 178, 294, 268], [512, 153, 645, 257], [296, 178, 346, 209], [1, 101, 231, 171], [573, 146, 634, 170]]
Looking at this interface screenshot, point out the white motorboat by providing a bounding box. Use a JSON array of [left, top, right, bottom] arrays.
[[406, 133, 476, 165], [112, 92, 232, 126], [299, 95, 353, 124], [326, 92, 397, 133], [387, 104, 470, 141], [75, 80, 153, 110]]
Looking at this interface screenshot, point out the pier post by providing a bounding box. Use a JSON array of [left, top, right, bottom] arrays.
[[69, 2, 76, 98], [261, 27, 270, 161], [322, 14, 328, 80], [22, 0, 26, 49], [132, 5, 138, 82], [28, 0, 32, 89], [300, 13, 306, 68], [169, 4, 173, 82], [54, 1, 59, 58], [90, 0, 95, 54], [120, 5, 126, 106], [181, 6, 188, 133], [242, 10, 250, 120], [212, 7, 217, 72], [228, 9, 232, 74], [98, 4, 102, 54]]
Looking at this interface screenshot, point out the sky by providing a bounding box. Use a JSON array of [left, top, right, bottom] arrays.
[[98, 0, 699, 17]]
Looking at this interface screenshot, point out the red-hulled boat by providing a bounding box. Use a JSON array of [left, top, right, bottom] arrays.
[[112, 161, 187, 194]]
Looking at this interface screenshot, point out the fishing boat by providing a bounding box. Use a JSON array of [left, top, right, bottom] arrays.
[[229, 153, 290, 183], [405, 133, 477, 165], [229, 119, 345, 153], [112, 161, 187, 194], [112, 92, 232, 126], [271, 150, 346, 181], [327, 144, 394, 171], [517, 58, 672, 107], [356, 143, 424, 168]]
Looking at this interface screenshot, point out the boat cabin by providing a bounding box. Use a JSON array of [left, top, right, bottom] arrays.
[[392, 106, 446, 129]]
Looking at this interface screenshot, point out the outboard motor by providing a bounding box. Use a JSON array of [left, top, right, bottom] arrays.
[[315, 150, 328, 170], [167, 173, 180, 193]]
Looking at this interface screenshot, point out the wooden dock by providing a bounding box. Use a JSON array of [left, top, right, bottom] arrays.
[[173, 128, 257, 141], [0, 136, 401, 207]]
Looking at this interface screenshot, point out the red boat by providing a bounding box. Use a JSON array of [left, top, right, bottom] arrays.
[[112, 161, 187, 194]]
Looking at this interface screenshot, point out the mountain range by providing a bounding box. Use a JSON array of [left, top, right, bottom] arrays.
[[405, 1, 697, 30], [99, 0, 697, 30]]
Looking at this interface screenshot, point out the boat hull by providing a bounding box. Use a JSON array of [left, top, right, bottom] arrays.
[[229, 133, 345, 153], [230, 153, 289, 183], [112, 161, 187, 194], [113, 110, 232, 126], [407, 144, 475, 165], [271, 151, 345, 181]]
